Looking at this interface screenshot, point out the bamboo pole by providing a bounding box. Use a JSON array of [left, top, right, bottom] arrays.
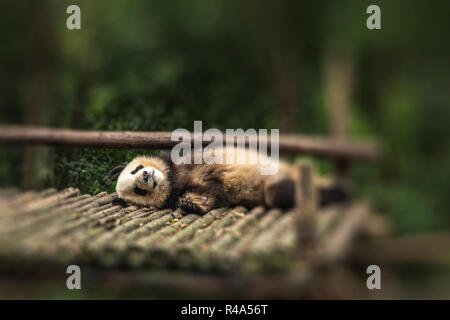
[[244, 212, 297, 272], [207, 206, 267, 254], [146, 208, 229, 268], [315, 203, 369, 265], [0, 125, 381, 160], [175, 207, 247, 269], [127, 214, 200, 267]]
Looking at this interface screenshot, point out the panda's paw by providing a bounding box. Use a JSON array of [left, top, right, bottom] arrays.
[[178, 193, 210, 215], [112, 197, 129, 208]]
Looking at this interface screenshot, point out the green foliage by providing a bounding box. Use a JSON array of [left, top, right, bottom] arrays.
[[54, 148, 147, 195]]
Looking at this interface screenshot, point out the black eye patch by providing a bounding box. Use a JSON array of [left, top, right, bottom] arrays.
[[131, 165, 144, 175], [133, 186, 147, 196]]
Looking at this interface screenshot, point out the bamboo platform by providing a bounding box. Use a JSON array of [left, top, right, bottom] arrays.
[[0, 187, 380, 275], [0, 126, 391, 297]]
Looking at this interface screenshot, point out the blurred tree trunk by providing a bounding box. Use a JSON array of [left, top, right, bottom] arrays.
[[323, 46, 356, 182], [59, 77, 89, 187], [272, 49, 299, 133], [323, 48, 355, 141], [22, 1, 55, 190], [244, 0, 301, 133]]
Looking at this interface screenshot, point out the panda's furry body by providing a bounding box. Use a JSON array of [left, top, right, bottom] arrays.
[[109, 147, 297, 215]]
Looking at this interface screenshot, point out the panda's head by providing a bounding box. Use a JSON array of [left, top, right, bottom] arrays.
[[109, 156, 171, 207]]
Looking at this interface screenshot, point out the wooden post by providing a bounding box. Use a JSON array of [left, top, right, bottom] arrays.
[[295, 161, 317, 257]]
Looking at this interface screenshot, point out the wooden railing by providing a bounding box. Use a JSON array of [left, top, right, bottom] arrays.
[[0, 125, 381, 161]]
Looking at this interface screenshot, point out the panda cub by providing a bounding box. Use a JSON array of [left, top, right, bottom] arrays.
[[109, 147, 297, 215]]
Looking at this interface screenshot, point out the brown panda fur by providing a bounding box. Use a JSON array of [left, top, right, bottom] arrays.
[[110, 147, 297, 215]]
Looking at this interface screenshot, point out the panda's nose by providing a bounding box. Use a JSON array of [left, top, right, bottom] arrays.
[[143, 171, 149, 183]]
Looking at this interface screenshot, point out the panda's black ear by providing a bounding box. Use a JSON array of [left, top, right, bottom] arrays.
[[109, 164, 126, 181]]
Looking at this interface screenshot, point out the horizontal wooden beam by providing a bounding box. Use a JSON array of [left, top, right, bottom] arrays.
[[0, 125, 381, 160], [349, 233, 450, 265]]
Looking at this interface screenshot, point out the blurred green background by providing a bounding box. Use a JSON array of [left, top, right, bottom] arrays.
[[0, 0, 449, 235]]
